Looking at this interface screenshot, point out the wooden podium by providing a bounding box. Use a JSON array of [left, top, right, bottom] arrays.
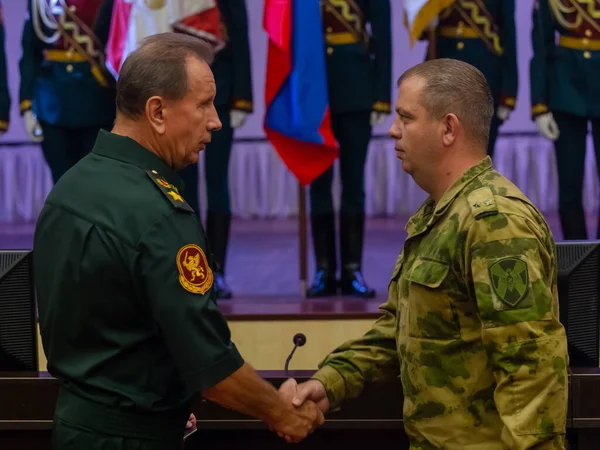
[[2, 369, 600, 449]]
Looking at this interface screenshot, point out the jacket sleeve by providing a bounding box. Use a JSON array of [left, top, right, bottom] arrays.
[[366, 0, 392, 114], [19, 0, 43, 115], [224, 0, 253, 113], [0, 7, 10, 131], [466, 212, 568, 449], [529, 0, 555, 119], [499, 0, 518, 110], [311, 253, 402, 410]]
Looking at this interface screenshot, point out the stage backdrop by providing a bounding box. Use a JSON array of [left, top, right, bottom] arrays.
[[0, 0, 598, 224]]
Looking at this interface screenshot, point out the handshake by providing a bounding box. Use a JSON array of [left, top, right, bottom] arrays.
[[271, 378, 330, 443]]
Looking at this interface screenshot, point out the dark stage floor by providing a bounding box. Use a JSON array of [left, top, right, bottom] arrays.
[[1, 214, 597, 317]]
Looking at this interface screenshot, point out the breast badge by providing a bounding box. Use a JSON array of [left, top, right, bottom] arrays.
[[176, 244, 213, 294]]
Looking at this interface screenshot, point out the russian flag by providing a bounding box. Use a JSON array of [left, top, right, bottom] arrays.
[[263, 0, 338, 187]]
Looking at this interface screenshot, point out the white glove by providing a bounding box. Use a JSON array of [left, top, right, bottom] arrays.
[[370, 111, 386, 126], [496, 106, 512, 121], [24, 110, 44, 142], [535, 112, 560, 141], [230, 110, 248, 129]]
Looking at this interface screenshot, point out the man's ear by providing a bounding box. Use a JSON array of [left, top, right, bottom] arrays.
[[145, 96, 166, 134], [442, 113, 459, 147]]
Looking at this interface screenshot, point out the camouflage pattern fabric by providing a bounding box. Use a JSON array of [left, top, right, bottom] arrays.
[[312, 156, 568, 449]]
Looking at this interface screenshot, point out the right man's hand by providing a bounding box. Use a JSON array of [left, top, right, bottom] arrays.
[[280, 378, 330, 413]]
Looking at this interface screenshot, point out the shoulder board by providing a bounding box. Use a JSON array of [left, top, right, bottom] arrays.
[[467, 187, 498, 219], [145, 170, 195, 213]]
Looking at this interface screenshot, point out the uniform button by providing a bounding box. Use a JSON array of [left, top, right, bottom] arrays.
[[584, 51, 591, 59], [586, 29, 592, 37], [327, 47, 333, 55], [152, 170, 158, 174], [66, 64, 73, 72], [458, 21, 465, 28], [583, 38, 589, 46], [327, 27, 332, 33], [457, 41, 464, 50]]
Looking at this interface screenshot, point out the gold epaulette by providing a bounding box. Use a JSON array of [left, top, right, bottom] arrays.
[[146, 169, 194, 213]]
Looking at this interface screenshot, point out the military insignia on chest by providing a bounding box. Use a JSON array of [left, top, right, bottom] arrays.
[[489, 257, 529, 308], [177, 244, 214, 295]]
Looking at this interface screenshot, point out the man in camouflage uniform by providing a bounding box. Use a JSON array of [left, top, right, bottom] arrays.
[[281, 59, 569, 449]]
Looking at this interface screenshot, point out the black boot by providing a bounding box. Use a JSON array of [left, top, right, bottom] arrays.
[[206, 211, 233, 299], [339, 211, 375, 298], [307, 213, 337, 297], [559, 203, 588, 240]]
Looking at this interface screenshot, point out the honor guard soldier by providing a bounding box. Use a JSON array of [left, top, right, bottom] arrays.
[[307, 0, 391, 298], [530, 0, 600, 240], [419, 0, 518, 157], [178, 0, 253, 300], [19, 0, 117, 184], [0, 2, 10, 136]]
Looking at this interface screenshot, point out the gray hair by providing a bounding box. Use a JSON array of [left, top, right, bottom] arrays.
[[397, 58, 494, 148], [116, 32, 215, 119]]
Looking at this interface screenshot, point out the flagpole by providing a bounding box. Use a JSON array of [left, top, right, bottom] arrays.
[[298, 182, 308, 297]]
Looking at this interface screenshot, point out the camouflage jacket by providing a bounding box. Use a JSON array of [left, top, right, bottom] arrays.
[[312, 156, 568, 449]]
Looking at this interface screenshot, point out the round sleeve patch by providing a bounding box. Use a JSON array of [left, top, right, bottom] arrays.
[[176, 244, 213, 294]]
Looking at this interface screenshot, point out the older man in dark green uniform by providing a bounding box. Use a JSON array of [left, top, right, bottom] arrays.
[[19, 0, 116, 184], [530, 0, 600, 240], [178, 0, 253, 300], [421, 0, 518, 157], [0, 2, 10, 135], [307, 0, 391, 299], [33, 33, 323, 449]]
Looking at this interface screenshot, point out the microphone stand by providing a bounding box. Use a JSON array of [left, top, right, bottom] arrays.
[[284, 333, 306, 377]]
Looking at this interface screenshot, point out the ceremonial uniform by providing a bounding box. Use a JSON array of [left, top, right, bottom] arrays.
[[308, 0, 391, 298], [423, 0, 518, 156], [33, 130, 244, 449], [178, 0, 253, 299], [19, 0, 117, 184], [530, 0, 600, 239], [312, 157, 569, 449], [0, 2, 10, 133]]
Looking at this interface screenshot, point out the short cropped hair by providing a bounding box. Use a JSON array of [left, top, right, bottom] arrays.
[[116, 32, 214, 119], [397, 59, 494, 148]]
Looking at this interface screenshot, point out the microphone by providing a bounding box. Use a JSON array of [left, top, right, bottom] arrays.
[[284, 333, 306, 377]]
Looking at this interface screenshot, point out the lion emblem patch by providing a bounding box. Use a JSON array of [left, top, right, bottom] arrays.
[[176, 244, 213, 294]]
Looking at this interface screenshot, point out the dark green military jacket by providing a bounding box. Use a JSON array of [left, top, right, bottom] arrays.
[[426, 0, 518, 110], [19, 0, 116, 128], [33, 130, 244, 440], [0, 3, 10, 132], [530, 0, 600, 119], [321, 0, 392, 115], [213, 0, 253, 113]]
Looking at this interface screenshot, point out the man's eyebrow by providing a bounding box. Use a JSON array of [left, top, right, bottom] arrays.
[[395, 106, 414, 117]]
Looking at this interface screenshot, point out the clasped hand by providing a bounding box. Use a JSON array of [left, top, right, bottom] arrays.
[[272, 378, 329, 443]]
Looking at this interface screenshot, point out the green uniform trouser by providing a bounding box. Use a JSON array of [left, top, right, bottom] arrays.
[[40, 121, 111, 184], [52, 388, 190, 450], [309, 111, 371, 214], [553, 111, 600, 240], [178, 105, 233, 215]]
